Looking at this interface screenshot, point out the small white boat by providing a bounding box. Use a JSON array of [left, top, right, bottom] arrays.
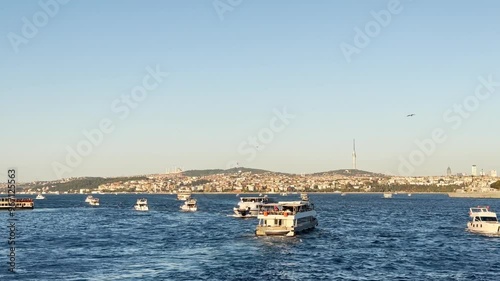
[[35, 194, 45, 200], [233, 195, 276, 218], [467, 206, 500, 236], [341, 193, 347, 196], [180, 198, 197, 212], [89, 198, 100, 206], [383, 193, 392, 199], [408, 193, 412, 197], [134, 198, 149, 211], [85, 195, 94, 203]]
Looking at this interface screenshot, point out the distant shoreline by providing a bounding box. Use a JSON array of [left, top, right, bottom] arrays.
[[1, 191, 450, 195]]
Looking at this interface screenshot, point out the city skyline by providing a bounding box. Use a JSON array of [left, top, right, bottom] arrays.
[[1, 1, 500, 181]]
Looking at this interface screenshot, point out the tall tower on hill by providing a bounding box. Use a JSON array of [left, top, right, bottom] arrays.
[[352, 139, 357, 170]]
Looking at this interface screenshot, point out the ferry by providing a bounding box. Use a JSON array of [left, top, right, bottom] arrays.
[[467, 206, 500, 236], [255, 193, 318, 237], [0, 198, 34, 210], [134, 198, 149, 211], [233, 195, 276, 218], [85, 195, 94, 203], [177, 189, 192, 201], [180, 198, 197, 212], [36, 194, 45, 200], [383, 193, 392, 199], [88, 198, 100, 206]]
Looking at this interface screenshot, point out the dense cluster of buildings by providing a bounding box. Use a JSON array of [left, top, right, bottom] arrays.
[[79, 169, 499, 194], [2, 165, 498, 194]]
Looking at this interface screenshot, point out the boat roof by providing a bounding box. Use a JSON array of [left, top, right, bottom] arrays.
[[469, 206, 496, 217], [240, 196, 269, 200], [261, 201, 310, 207]]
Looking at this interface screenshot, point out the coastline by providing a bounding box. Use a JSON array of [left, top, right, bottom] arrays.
[[1, 191, 449, 195]]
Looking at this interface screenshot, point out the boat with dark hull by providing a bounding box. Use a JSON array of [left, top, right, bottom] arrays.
[[0, 197, 34, 210]]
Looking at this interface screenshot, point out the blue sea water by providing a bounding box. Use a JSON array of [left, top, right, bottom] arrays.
[[1, 193, 500, 280]]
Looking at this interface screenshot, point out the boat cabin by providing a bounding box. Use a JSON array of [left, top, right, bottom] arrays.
[[240, 196, 272, 203], [259, 201, 314, 216], [469, 206, 498, 222]]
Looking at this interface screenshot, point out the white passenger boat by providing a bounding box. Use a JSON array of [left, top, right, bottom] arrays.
[[177, 189, 192, 201], [180, 198, 197, 212], [233, 195, 276, 218], [134, 198, 149, 211], [383, 193, 392, 199], [255, 193, 318, 237], [35, 194, 45, 200], [467, 206, 500, 236], [85, 195, 94, 203], [88, 198, 100, 206]]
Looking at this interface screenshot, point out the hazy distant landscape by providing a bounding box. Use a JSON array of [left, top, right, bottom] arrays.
[[3, 167, 498, 195]]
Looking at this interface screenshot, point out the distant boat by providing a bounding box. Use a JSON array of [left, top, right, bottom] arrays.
[[85, 195, 94, 203], [177, 188, 191, 201], [180, 198, 197, 212], [408, 193, 412, 197], [383, 193, 392, 199], [35, 194, 45, 200], [89, 198, 100, 206], [233, 195, 275, 218], [467, 206, 500, 236], [341, 193, 347, 196], [0, 197, 34, 210], [134, 198, 149, 211]]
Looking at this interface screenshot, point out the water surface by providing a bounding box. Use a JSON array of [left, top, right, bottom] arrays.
[[1, 194, 499, 280]]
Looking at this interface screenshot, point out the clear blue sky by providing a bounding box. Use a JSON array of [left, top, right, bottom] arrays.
[[1, 0, 499, 181]]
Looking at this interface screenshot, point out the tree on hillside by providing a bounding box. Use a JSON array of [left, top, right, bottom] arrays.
[[491, 180, 500, 190]]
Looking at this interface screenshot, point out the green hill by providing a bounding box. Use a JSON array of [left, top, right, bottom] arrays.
[[311, 169, 387, 177], [33, 176, 148, 192], [182, 167, 284, 177]]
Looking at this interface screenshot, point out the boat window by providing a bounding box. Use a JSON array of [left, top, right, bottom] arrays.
[[480, 217, 498, 222], [474, 217, 481, 221]]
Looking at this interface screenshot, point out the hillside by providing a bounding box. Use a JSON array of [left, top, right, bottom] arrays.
[[32, 176, 148, 192], [182, 167, 285, 177], [311, 169, 387, 177]]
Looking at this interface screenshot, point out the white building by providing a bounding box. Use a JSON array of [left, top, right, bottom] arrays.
[[472, 165, 477, 176], [491, 170, 498, 177]]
